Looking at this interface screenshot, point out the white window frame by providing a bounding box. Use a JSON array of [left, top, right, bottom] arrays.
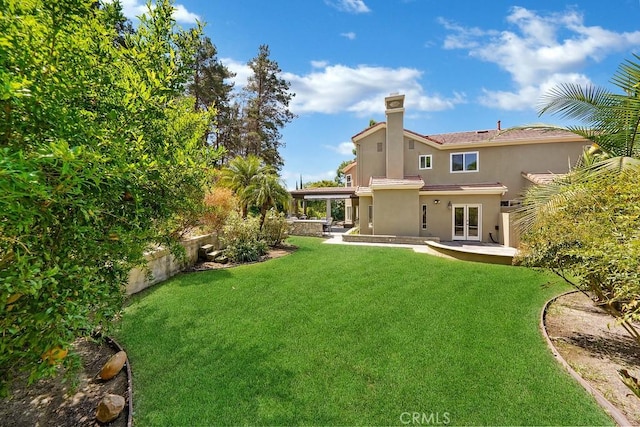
[[346, 206, 352, 221], [345, 174, 352, 187], [368, 205, 373, 228], [421, 204, 427, 229], [450, 151, 479, 173], [419, 154, 432, 170]]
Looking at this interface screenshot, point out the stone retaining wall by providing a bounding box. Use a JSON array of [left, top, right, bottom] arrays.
[[287, 220, 325, 237], [126, 233, 217, 295]]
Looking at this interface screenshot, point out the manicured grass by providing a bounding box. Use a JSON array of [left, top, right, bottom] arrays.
[[116, 237, 612, 426]]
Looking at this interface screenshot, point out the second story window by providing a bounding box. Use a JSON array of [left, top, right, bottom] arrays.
[[346, 174, 352, 187], [419, 155, 432, 170], [450, 152, 478, 173]]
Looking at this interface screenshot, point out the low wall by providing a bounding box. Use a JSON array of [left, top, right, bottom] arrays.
[[288, 220, 325, 237], [342, 233, 440, 245], [126, 233, 217, 295]]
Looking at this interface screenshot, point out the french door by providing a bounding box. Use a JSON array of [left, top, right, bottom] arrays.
[[452, 204, 481, 241]]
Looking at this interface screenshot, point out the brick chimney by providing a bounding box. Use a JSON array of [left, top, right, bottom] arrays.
[[385, 93, 405, 179]]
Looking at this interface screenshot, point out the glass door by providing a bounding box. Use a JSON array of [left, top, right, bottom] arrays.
[[452, 204, 481, 241]]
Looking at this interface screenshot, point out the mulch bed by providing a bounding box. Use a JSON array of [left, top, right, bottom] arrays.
[[186, 244, 297, 272], [545, 291, 640, 424], [0, 337, 129, 427]]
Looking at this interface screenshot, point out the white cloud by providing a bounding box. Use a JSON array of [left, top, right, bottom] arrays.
[[222, 59, 464, 116], [341, 32, 357, 40], [172, 4, 200, 24], [111, 0, 200, 24], [324, 142, 355, 156], [325, 0, 371, 14], [479, 73, 592, 111], [441, 6, 640, 110], [311, 60, 329, 69], [282, 63, 465, 115], [221, 57, 252, 88]]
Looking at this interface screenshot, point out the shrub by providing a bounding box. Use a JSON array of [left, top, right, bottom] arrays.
[[202, 187, 238, 233], [260, 209, 289, 246], [220, 212, 267, 263], [0, 0, 220, 390]]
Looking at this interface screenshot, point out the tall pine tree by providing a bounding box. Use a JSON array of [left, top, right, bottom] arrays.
[[187, 36, 235, 153], [243, 44, 295, 169]]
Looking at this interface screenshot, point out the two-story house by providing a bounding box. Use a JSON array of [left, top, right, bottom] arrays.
[[342, 93, 588, 246]]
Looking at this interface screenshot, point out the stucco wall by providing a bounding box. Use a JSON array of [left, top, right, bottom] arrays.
[[404, 139, 585, 199], [356, 129, 386, 187], [418, 194, 502, 243], [373, 189, 419, 236], [358, 195, 373, 235], [127, 233, 217, 295]]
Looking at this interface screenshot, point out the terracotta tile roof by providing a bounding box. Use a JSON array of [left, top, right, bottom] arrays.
[[422, 128, 580, 145], [370, 175, 425, 188], [342, 161, 357, 173], [421, 182, 508, 192], [521, 172, 565, 185], [290, 186, 355, 196], [353, 122, 582, 146]]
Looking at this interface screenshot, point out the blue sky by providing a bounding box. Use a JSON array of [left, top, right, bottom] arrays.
[[117, 0, 640, 189]]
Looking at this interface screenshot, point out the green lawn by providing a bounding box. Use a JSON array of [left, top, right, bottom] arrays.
[[115, 237, 612, 426]]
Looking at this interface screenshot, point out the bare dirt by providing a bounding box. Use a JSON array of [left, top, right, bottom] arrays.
[[0, 338, 129, 427], [545, 291, 640, 425], [186, 244, 297, 272]]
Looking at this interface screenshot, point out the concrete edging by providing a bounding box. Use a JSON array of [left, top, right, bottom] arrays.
[[540, 290, 631, 426]]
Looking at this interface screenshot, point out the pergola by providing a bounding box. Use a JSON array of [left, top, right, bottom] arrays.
[[289, 186, 357, 221]]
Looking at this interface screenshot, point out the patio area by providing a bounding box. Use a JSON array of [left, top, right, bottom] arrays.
[[324, 229, 518, 265]]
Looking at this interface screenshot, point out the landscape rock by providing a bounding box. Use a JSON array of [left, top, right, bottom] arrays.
[[214, 255, 229, 264], [95, 394, 125, 423], [98, 350, 127, 380], [206, 250, 224, 262]]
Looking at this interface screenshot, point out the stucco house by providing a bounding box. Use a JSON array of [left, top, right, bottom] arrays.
[[333, 93, 588, 247]]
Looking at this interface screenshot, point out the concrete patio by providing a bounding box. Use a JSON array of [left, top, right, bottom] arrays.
[[324, 229, 518, 265]]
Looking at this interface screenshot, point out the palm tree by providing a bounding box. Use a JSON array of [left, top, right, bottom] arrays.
[[219, 155, 271, 217], [220, 155, 289, 224], [517, 55, 640, 231], [538, 54, 640, 159], [246, 172, 290, 228], [515, 55, 640, 347]]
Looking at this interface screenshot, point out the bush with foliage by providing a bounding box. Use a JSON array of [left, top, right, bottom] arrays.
[[517, 163, 640, 342], [0, 0, 220, 390], [260, 209, 289, 246], [201, 187, 238, 233], [220, 212, 268, 263]]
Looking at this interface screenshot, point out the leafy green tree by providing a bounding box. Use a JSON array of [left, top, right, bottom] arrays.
[[336, 159, 355, 186], [516, 165, 640, 343], [243, 44, 295, 169], [517, 55, 640, 345], [0, 0, 219, 390]]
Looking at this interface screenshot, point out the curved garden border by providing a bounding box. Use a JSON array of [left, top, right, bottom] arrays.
[[105, 336, 133, 427], [540, 290, 630, 426]]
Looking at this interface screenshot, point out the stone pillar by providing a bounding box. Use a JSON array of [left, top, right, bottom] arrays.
[[326, 199, 332, 221]]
